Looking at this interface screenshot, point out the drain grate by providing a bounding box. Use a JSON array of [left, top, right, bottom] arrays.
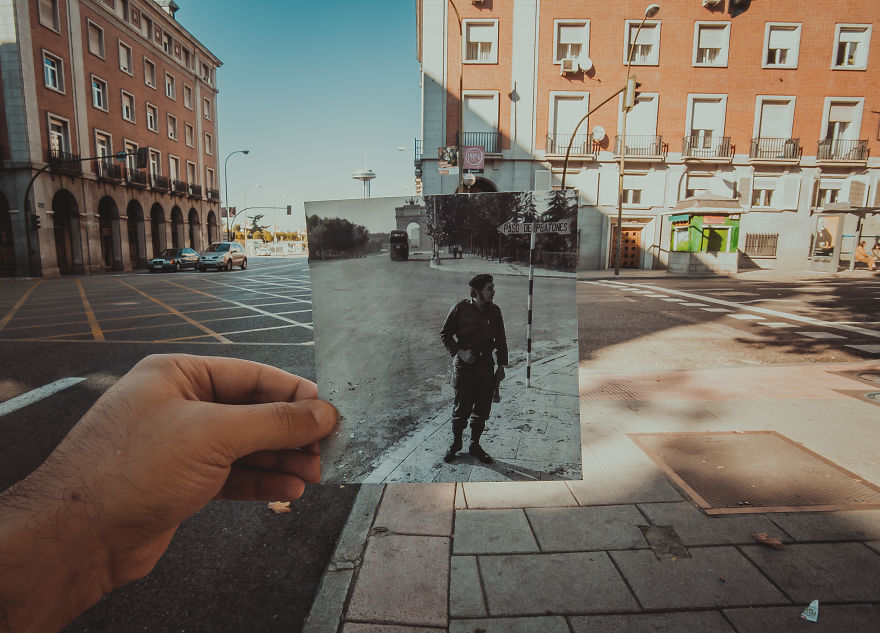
[[629, 431, 880, 515]]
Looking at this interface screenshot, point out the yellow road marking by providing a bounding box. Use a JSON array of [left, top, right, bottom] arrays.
[[115, 279, 231, 343], [76, 280, 105, 341], [0, 281, 43, 331]]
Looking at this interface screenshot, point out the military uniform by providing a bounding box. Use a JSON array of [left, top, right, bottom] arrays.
[[440, 286, 508, 462]]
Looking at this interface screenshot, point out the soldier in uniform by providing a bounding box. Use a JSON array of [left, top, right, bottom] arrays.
[[440, 273, 508, 464]]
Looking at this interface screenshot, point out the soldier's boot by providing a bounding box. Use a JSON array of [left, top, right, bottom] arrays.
[[444, 432, 463, 463], [468, 424, 493, 464]]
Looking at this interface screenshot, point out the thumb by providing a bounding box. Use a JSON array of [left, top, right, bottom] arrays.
[[209, 398, 338, 460]]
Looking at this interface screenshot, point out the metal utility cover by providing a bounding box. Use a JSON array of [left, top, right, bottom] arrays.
[[629, 431, 880, 515]]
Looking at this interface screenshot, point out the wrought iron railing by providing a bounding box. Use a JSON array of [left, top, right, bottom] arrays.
[[749, 137, 801, 160], [743, 233, 779, 258], [188, 184, 202, 198], [546, 133, 594, 156], [152, 175, 170, 191], [172, 179, 188, 195], [207, 188, 220, 201], [614, 135, 666, 157], [47, 149, 82, 174], [460, 131, 501, 154], [816, 138, 869, 161], [97, 160, 122, 181], [126, 168, 148, 187], [682, 135, 733, 159]]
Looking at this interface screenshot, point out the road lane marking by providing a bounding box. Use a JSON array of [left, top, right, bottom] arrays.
[[760, 322, 795, 328], [798, 332, 846, 339], [0, 377, 85, 418], [76, 280, 105, 341], [701, 307, 732, 312], [115, 279, 231, 343], [846, 344, 880, 354], [729, 314, 765, 320], [680, 302, 708, 307], [0, 281, 42, 331]]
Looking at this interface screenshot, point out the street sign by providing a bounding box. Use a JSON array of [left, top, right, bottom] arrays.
[[115, 150, 127, 162], [462, 145, 484, 171], [497, 220, 572, 235]]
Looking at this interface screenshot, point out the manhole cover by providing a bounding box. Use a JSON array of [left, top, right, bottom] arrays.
[[628, 431, 880, 514]]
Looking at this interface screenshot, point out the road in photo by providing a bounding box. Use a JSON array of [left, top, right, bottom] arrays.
[[0, 256, 359, 633]]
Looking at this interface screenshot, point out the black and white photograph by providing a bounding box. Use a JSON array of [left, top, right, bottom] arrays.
[[306, 190, 581, 483]]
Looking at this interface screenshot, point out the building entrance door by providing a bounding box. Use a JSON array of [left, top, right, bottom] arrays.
[[610, 226, 642, 269]]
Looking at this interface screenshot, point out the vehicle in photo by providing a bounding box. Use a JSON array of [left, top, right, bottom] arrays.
[[197, 242, 248, 271], [147, 248, 199, 272], [389, 229, 409, 261], [256, 244, 272, 256]]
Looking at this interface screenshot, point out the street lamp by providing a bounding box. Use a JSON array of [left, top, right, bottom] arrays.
[[462, 172, 476, 192], [615, 4, 660, 276], [223, 149, 249, 241]]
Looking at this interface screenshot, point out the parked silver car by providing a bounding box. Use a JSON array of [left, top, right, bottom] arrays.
[[197, 242, 247, 271]]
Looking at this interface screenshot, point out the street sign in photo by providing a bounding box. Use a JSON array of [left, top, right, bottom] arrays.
[[497, 220, 572, 235], [462, 145, 485, 173]]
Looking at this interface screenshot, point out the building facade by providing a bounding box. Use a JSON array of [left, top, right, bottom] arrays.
[[415, 0, 879, 271], [0, 0, 221, 277]]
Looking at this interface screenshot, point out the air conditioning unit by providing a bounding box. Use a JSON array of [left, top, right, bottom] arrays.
[[560, 58, 577, 75], [702, 0, 722, 6]]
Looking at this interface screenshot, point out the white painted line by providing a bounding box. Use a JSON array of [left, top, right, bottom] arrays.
[[681, 302, 708, 307], [761, 322, 795, 328], [797, 331, 846, 339], [729, 314, 765, 320], [0, 377, 86, 418], [660, 297, 685, 302], [700, 307, 733, 313], [846, 344, 880, 354]]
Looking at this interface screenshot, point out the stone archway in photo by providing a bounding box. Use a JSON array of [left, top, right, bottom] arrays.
[[170, 206, 184, 248], [406, 221, 420, 248], [51, 189, 84, 275], [98, 196, 123, 271], [150, 203, 166, 256], [187, 208, 200, 251], [126, 199, 146, 268], [395, 200, 428, 252]]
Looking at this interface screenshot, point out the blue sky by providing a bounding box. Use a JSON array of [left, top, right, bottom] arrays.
[[177, 1, 422, 232]]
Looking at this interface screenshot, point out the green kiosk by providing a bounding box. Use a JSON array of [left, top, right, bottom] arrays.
[[668, 194, 742, 274]]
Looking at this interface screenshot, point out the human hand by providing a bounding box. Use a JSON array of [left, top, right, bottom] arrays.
[[457, 349, 476, 364], [0, 354, 337, 633], [495, 366, 505, 382]]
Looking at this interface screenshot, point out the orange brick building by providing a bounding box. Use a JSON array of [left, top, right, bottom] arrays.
[[416, 0, 879, 271], [0, 0, 221, 277]]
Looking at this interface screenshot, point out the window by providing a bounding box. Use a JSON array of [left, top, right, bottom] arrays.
[[146, 103, 158, 132], [149, 149, 161, 176], [751, 177, 777, 207], [204, 133, 213, 155], [186, 161, 197, 185], [118, 41, 133, 74], [823, 99, 863, 140], [165, 72, 176, 99], [693, 22, 729, 67], [142, 16, 153, 40], [124, 140, 137, 172], [183, 85, 193, 109], [625, 21, 660, 65], [622, 189, 642, 204], [163, 33, 172, 54], [817, 184, 840, 207], [554, 21, 589, 63], [39, 0, 59, 30], [184, 122, 194, 147], [169, 155, 180, 181], [763, 23, 800, 68], [144, 58, 156, 88], [206, 167, 215, 189], [462, 91, 500, 153], [43, 52, 64, 92], [95, 131, 112, 165], [833, 25, 871, 70], [47, 115, 70, 154], [91, 76, 108, 110], [463, 20, 498, 63], [87, 21, 105, 58], [183, 49, 193, 69], [743, 233, 779, 258], [167, 114, 178, 140], [200, 62, 211, 83], [203, 98, 212, 120], [547, 92, 589, 153], [121, 91, 135, 122], [686, 95, 727, 151]]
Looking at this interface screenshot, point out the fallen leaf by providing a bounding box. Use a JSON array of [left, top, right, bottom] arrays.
[[752, 532, 784, 549], [268, 501, 291, 514]]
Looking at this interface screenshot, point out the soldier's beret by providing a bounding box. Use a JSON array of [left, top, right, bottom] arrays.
[[468, 274, 493, 290]]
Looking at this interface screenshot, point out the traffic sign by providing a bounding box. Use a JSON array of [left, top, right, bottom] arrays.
[[462, 145, 485, 171], [115, 150, 127, 162], [497, 220, 572, 235]]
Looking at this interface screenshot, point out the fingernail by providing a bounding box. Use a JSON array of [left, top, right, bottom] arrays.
[[305, 398, 338, 428]]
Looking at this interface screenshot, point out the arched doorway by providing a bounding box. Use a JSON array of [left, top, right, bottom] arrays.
[[150, 203, 166, 257], [51, 190, 84, 275], [406, 221, 420, 248], [187, 208, 200, 251], [170, 206, 184, 248], [457, 177, 498, 194], [98, 196, 123, 271], [206, 210, 218, 244], [126, 200, 146, 269], [0, 193, 13, 276]]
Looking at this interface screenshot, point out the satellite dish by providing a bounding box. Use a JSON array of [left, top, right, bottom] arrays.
[[592, 125, 606, 142], [578, 56, 593, 72]]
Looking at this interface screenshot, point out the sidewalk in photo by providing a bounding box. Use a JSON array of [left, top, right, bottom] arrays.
[[304, 360, 880, 632]]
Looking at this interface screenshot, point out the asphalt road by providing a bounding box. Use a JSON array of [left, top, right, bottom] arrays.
[[578, 276, 880, 371], [309, 252, 578, 481], [0, 257, 360, 633]]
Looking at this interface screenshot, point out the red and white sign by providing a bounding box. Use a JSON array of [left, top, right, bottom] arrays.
[[462, 145, 485, 171]]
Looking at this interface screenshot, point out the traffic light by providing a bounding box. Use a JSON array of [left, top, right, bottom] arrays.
[[623, 76, 641, 111], [286, 205, 292, 215], [136, 146, 149, 169], [30, 214, 41, 231]]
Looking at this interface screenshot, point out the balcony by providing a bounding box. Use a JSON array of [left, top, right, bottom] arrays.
[[614, 135, 667, 160], [47, 149, 82, 175], [97, 160, 123, 182], [171, 179, 188, 196], [125, 167, 148, 188], [545, 134, 595, 158], [188, 183, 202, 198], [459, 131, 501, 155], [749, 137, 802, 162], [152, 175, 170, 192], [207, 188, 220, 202], [682, 135, 733, 161], [817, 139, 869, 162]]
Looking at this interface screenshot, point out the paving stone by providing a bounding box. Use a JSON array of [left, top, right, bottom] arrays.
[[346, 534, 449, 627], [450, 555, 487, 618], [566, 468, 684, 505], [723, 604, 880, 633], [570, 611, 737, 632], [461, 481, 577, 508], [867, 541, 880, 555], [453, 509, 539, 554], [610, 547, 787, 609], [769, 510, 880, 542], [739, 542, 880, 602], [479, 552, 639, 615], [373, 483, 455, 536], [454, 483, 467, 509], [450, 616, 570, 633], [343, 625, 441, 633], [525, 505, 648, 551], [638, 501, 783, 546]]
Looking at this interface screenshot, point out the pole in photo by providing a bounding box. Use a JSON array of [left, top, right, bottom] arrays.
[[527, 228, 536, 387]]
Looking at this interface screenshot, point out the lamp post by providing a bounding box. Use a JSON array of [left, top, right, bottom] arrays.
[[223, 149, 249, 241], [615, 4, 660, 275]]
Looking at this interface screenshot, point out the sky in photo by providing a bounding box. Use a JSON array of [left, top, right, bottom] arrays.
[[176, 0, 422, 232]]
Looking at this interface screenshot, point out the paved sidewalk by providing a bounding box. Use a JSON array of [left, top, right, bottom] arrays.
[[305, 360, 880, 632]]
